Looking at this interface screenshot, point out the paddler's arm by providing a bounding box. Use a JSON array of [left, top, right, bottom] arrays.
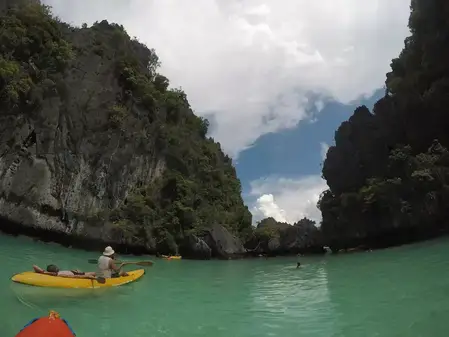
[[33, 265, 45, 273], [109, 259, 123, 272], [33, 265, 57, 276], [109, 259, 128, 276]]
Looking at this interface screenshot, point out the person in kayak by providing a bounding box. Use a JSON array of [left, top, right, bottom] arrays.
[[32, 265, 96, 278], [97, 246, 128, 278]]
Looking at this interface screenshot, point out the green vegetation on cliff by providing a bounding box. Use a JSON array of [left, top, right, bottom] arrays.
[[103, 26, 253, 249], [245, 217, 323, 255], [0, 2, 252, 254], [319, 0, 449, 251], [0, 3, 73, 113]]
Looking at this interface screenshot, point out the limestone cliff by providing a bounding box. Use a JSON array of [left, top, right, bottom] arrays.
[[319, 0, 449, 252], [0, 1, 252, 257]]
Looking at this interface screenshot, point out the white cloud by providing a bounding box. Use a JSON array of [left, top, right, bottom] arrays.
[[320, 142, 330, 161], [43, 0, 411, 158], [250, 175, 328, 224], [252, 194, 288, 223]]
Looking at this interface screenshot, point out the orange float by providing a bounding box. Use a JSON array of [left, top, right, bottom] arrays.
[[15, 311, 75, 337]]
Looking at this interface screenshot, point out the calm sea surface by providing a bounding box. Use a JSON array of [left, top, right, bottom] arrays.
[[1, 234, 448, 337]]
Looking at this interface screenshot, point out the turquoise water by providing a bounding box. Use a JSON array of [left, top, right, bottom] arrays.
[[2, 234, 449, 337]]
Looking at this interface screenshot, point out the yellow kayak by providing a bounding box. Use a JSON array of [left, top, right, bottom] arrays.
[[162, 255, 182, 260], [11, 269, 145, 289]]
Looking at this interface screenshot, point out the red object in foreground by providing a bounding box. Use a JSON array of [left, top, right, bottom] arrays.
[[15, 310, 75, 337]]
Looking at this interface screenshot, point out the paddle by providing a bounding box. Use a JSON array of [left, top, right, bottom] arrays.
[[87, 259, 154, 267], [120, 261, 154, 267]]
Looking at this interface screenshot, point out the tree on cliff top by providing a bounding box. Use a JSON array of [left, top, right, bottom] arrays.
[[0, 2, 252, 254], [249, 216, 318, 247], [319, 0, 449, 251]]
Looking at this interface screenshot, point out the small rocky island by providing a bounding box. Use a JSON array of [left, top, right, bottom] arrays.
[[245, 217, 324, 256], [0, 0, 324, 259]]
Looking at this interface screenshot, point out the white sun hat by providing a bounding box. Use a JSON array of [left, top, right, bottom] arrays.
[[103, 246, 115, 256]]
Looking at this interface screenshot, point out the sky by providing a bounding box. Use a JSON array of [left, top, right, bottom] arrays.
[[43, 0, 412, 225]]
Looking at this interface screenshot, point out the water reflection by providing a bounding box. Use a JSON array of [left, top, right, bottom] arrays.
[[249, 257, 337, 337], [325, 239, 449, 337]]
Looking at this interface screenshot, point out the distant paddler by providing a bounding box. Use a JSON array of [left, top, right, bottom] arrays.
[[296, 253, 302, 268]]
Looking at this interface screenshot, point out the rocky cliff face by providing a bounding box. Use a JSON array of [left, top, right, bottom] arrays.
[[0, 7, 163, 245], [0, 1, 253, 258], [318, 0, 449, 252]]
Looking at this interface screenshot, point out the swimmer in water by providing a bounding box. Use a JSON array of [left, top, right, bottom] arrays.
[[296, 262, 301, 268]]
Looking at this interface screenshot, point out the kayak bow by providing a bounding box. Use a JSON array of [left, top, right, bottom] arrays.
[[15, 310, 75, 337]]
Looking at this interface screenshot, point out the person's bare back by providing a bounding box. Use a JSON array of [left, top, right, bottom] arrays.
[[33, 265, 96, 279]]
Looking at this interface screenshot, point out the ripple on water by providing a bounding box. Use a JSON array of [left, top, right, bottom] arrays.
[[3, 235, 449, 336], [247, 260, 337, 336]]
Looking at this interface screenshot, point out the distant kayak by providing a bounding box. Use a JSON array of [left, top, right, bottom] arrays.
[[11, 269, 145, 289], [161, 255, 182, 260], [15, 310, 75, 337]]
